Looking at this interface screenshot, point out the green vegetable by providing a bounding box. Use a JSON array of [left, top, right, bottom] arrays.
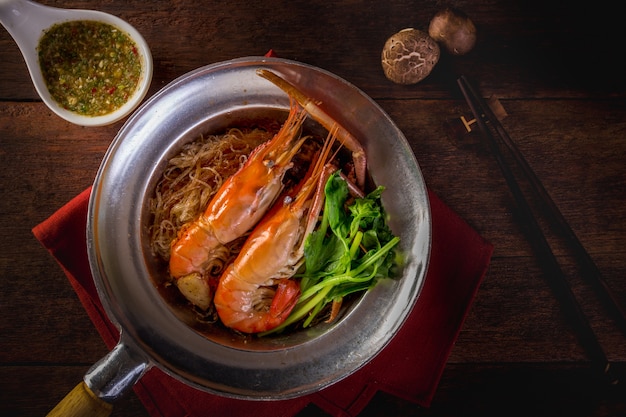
[[262, 172, 400, 335]]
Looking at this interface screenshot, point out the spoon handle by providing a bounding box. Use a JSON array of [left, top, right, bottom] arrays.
[[1, 0, 46, 38], [0, 0, 64, 55]]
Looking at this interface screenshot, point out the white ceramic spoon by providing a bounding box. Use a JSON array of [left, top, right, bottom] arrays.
[[0, 0, 152, 126]]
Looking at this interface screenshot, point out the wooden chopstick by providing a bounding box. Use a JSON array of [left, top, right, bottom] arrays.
[[459, 76, 626, 338], [457, 75, 621, 385]]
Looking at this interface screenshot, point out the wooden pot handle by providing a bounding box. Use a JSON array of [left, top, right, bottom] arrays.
[[46, 381, 113, 417], [45, 338, 149, 416]]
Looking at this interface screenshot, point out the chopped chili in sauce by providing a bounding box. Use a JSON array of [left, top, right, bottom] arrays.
[[38, 20, 142, 117]]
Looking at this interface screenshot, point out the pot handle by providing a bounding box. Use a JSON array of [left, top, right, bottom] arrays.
[[46, 336, 151, 417], [45, 382, 113, 417]]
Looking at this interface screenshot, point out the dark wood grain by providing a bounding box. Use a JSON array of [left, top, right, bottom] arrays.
[[1, 0, 625, 416]]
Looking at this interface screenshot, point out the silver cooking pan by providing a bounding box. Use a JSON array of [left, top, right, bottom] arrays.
[[48, 57, 431, 416]]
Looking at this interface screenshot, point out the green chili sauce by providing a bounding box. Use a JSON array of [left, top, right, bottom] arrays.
[[38, 20, 142, 117]]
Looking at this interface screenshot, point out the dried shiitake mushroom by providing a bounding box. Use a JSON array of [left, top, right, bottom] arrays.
[[428, 8, 477, 56], [381, 28, 440, 85]]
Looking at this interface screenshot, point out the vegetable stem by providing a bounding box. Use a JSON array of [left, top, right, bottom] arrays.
[[349, 230, 363, 259]]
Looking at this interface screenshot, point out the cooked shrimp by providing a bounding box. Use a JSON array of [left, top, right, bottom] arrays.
[[169, 100, 308, 309], [213, 132, 339, 333]]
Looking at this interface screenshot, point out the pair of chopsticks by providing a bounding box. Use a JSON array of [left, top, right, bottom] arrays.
[[457, 75, 624, 385]]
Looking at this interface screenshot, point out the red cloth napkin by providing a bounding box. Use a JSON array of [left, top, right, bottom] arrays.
[[33, 185, 492, 417]]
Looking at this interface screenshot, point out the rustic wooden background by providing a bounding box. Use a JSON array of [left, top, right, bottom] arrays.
[[1, 0, 625, 416]]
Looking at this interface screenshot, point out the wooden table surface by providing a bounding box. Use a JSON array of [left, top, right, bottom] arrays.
[[2, 0, 625, 416]]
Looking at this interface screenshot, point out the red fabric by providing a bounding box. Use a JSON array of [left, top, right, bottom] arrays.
[[32, 46, 492, 417], [33, 185, 492, 417]]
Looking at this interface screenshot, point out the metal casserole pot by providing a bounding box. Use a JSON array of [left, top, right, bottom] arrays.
[[50, 57, 431, 416]]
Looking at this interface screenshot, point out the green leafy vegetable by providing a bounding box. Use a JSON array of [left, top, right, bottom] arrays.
[[263, 171, 400, 334]]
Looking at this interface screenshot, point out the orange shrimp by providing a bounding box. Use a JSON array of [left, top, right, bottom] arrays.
[[213, 132, 339, 333], [169, 100, 308, 310]]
